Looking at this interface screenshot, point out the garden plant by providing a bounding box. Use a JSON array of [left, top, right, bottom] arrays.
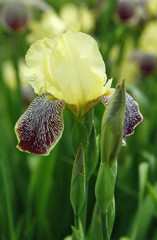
[[0, 1, 157, 240]]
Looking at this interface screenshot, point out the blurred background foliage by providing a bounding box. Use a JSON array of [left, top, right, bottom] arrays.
[[0, 0, 157, 239]]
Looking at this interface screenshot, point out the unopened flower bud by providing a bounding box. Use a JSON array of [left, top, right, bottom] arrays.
[[101, 80, 126, 165], [139, 54, 156, 75], [117, 0, 135, 21], [1, 1, 29, 31]]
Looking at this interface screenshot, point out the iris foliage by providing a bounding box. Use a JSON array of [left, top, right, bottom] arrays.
[[0, 1, 157, 240]]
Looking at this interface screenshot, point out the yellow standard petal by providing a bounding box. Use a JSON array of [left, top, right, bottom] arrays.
[[147, 0, 157, 17], [26, 11, 66, 44], [24, 30, 107, 109], [139, 21, 157, 55], [60, 3, 95, 33]]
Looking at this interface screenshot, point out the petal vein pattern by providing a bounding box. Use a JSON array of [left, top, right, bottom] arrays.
[[15, 94, 65, 155]]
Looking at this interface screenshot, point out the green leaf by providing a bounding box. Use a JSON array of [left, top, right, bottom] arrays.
[[146, 182, 157, 207], [82, 109, 94, 137], [88, 204, 103, 240], [119, 237, 131, 240], [64, 236, 72, 240], [70, 144, 86, 216], [86, 122, 99, 181], [72, 226, 84, 240], [132, 194, 156, 240], [138, 162, 149, 202], [72, 119, 88, 154], [107, 197, 115, 237]]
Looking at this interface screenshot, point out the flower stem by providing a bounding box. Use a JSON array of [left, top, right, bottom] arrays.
[[101, 213, 110, 240], [74, 214, 80, 230], [11, 33, 22, 116], [72, 215, 82, 240], [80, 181, 88, 232], [0, 160, 15, 240]]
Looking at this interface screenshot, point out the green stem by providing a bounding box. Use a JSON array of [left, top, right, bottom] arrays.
[[80, 181, 88, 232], [74, 214, 80, 230], [11, 33, 22, 115], [101, 213, 110, 240], [131, 203, 142, 240], [72, 215, 80, 240], [0, 160, 15, 240]]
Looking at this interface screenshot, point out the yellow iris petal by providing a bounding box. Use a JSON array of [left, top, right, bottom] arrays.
[[24, 30, 108, 107], [139, 21, 157, 55], [147, 0, 157, 17], [60, 3, 95, 33], [26, 11, 66, 44]]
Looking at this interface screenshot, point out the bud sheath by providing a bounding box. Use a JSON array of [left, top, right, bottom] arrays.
[[101, 80, 126, 165], [70, 144, 86, 216], [95, 162, 115, 214]]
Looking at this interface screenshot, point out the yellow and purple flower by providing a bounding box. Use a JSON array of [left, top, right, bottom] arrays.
[[15, 31, 143, 155]]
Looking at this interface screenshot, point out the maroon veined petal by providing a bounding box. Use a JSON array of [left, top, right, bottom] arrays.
[[15, 94, 65, 155], [100, 90, 143, 145]]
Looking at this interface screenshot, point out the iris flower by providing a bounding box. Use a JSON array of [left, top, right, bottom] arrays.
[[15, 31, 142, 155], [60, 3, 95, 33], [26, 11, 66, 44]]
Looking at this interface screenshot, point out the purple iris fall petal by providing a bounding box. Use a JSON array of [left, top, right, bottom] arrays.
[[100, 91, 143, 145], [15, 94, 65, 155]]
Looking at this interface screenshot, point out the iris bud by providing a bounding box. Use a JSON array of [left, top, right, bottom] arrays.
[[100, 80, 126, 165], [95, 80, 126, 215], [139, 54, 156, 75], [1, 1, 29, 31], [117, 0, 135, 21]]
